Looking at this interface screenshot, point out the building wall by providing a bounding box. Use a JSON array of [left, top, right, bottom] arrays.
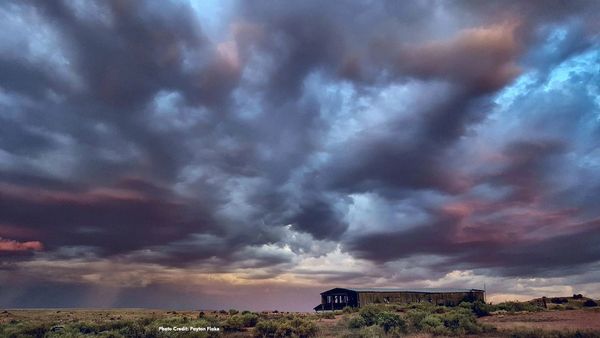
[[316, 289, 485, 311], [320, 289, 359, 309], [357, 291, 484, 307]]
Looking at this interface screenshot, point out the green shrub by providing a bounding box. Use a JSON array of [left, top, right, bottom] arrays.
[[421, 314, 443, 330], [357, 325, 386, 337], [255, 320, 277, 337], [357, 304, 383, 326], [376, 311, 406, 333], [405, 309, 428, 330], [496, 301, 543, 313], [224, 315, 245, 331], [15, 322, 52, 337], [97, 320, 132, 332], [241, 312, 259, 327], [274, 321, 293, 337], [472, 301, 493, 317], [254, 318, 318, 338], [342, 306, 356, 314], [290, 317, 318, 338], [348, 315, 368, 329], [347, 309, 406, 334], [439, 308, 483, 335], [584, 299, 599, 307], [408, 301, 437, 312], [298, 322, 318, 337], [118, 322, 157, 338], [229, 308, 239, 315], [75, 322, 99, 334]]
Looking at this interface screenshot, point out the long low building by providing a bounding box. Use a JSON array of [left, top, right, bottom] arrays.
[[314, 287, 485, 311]]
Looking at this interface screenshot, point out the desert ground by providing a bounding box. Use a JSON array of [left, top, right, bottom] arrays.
[[2, 297, 600, 337], [479, 309, 600, 331]]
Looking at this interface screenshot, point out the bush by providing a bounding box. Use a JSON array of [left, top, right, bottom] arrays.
[[348, 315, 368, 329], [402, 304, 489, 335], [75, 322, 99, 334], [254, 318, 318, 338], [274, 321, 293, 337], [255, 320, 278, 337], [229, 308, 239, 315], [345, 303, 493, 336], [16, 322, 52, 337], [440, 308, 483, 335], [584, 299, 599, 307], [347, 309, 406, 334], [357, 305, 383, 326], [241, 312, 259, 327], [358, 325, 386, 337], [421, 314, 448, 335], [224, 315, 245, 331], [290, 317, 318, 338], [119, 322, 157, 338], [496, 301, 543, 312], [472, 301, 493, 317], [405, 309, 428, 330], [376, 312, 406, 333], [342, 306, 356, 314], [421, 314, 443, 329]]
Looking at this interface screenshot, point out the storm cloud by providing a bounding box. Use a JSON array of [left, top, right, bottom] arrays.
[[1, 0, 600, 310]]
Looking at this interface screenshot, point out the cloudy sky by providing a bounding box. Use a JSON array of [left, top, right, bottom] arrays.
[[1, 0, 600, 311]]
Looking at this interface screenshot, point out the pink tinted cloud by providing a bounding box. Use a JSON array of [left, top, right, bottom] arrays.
[[0, 237, 44, 251], [400, 21, 522, 92], [0, 223, 40, 239]]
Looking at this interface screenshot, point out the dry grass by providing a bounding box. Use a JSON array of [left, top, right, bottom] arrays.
[[2, 302, 600, 337]]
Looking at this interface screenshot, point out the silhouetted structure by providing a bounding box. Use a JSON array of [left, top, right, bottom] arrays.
[[313, 287, 485, 311]]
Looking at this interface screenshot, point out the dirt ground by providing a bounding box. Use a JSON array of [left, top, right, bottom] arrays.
[[3, 308, 600, 336], [479, 309, 600, 331]]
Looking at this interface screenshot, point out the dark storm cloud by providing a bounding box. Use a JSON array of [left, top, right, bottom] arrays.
[[0, 181, 217, 256], [288, 199, 346, 240], [322, 89, 490, 195], [33, 0, 206, 108], [488, 140, 567, 203], [345, 137, 599, 274], [346, 210, 465, 262], [0, 58, 69, 99], [1, 0, 600, 308]]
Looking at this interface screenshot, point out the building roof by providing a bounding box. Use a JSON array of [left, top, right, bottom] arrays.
[[322, 287, 484, 294]]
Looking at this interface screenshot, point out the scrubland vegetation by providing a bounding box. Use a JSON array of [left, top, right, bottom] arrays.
[[1, 295, 599, 337], [339, 302, 494, 336], [0, 309, 318, 338]]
